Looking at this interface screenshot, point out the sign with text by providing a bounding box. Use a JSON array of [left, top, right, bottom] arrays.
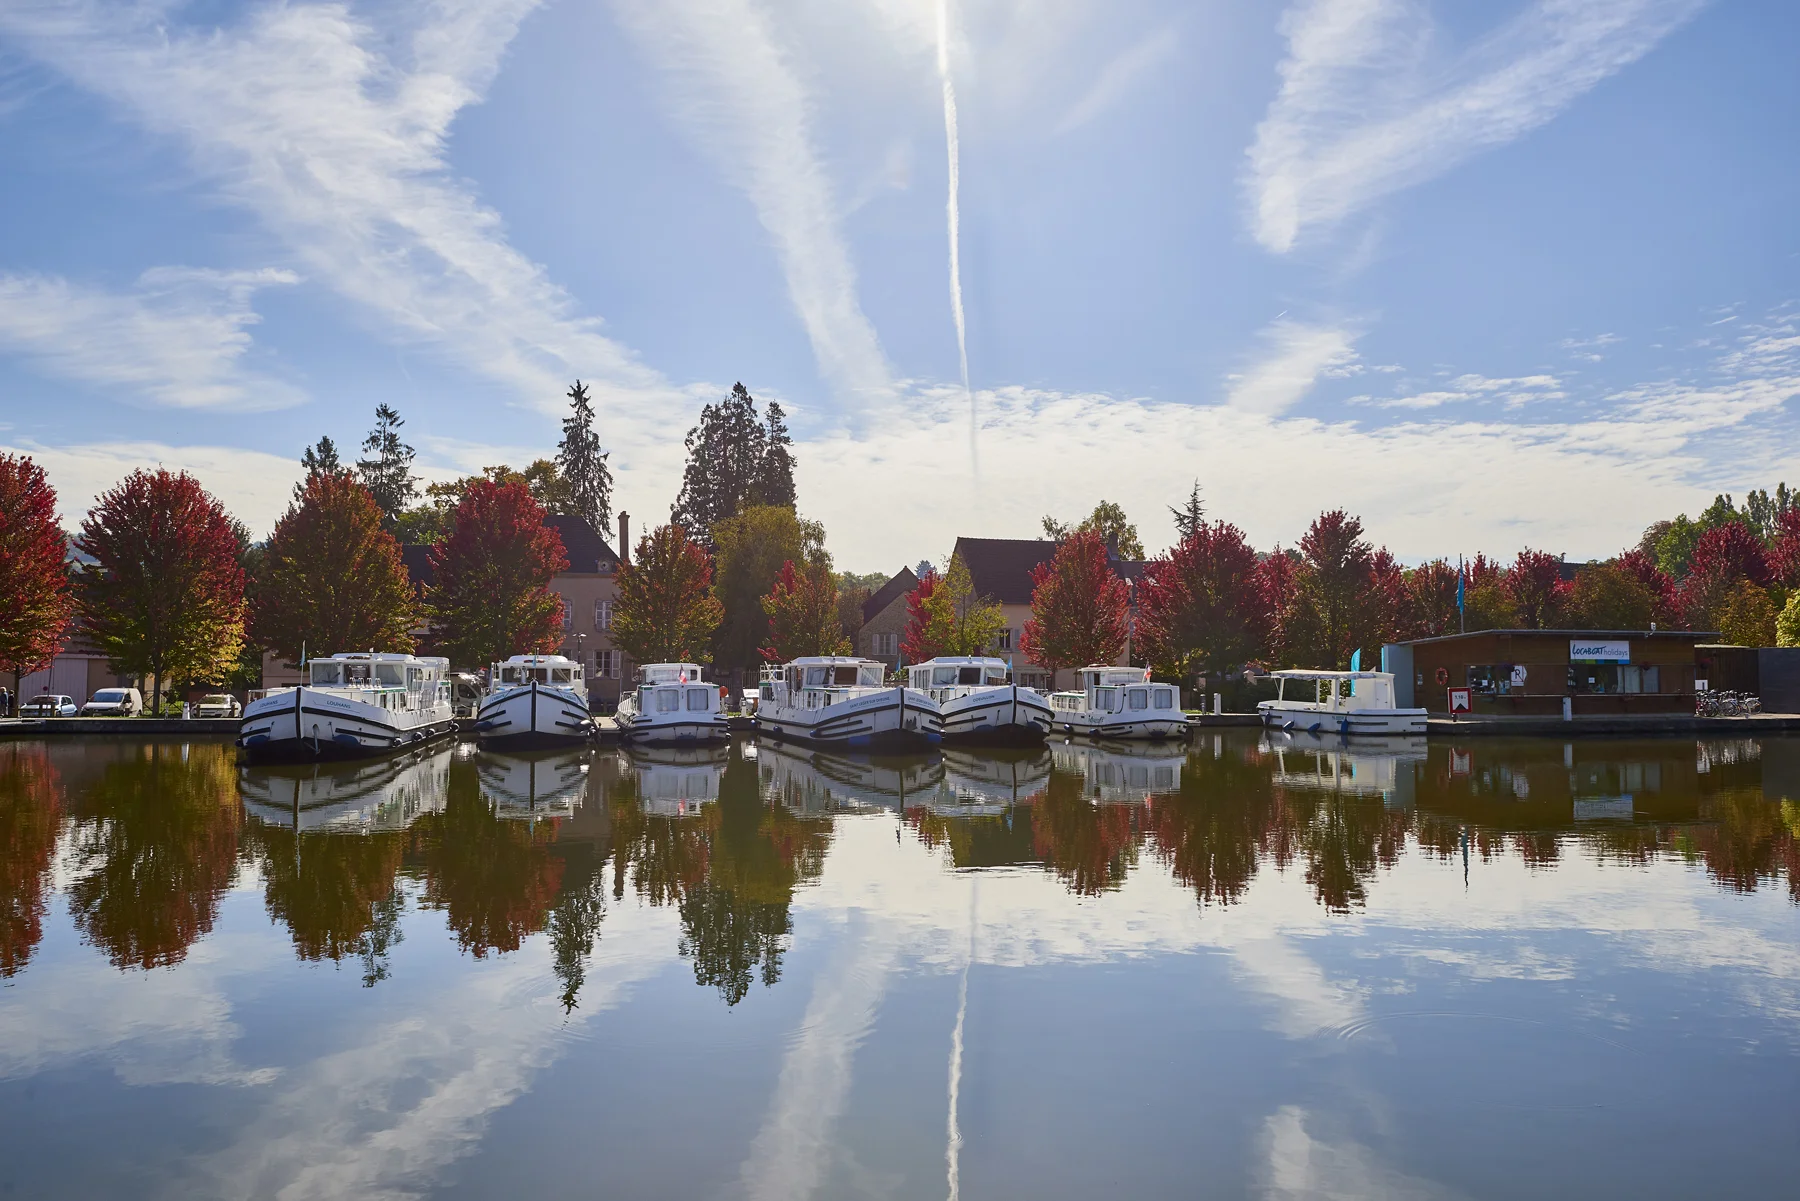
[[1570, 639, 1630, 662], [1447, 687, 1472, 714]]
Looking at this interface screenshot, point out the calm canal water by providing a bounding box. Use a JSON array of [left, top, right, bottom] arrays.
[[0, 732, 1796, 1200]]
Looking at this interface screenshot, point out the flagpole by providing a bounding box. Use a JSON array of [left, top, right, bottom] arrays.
[[1458, 555, 1466, 634]]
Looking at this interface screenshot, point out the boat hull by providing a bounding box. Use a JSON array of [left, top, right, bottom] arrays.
[[939, 685, 1052, 745], [1050, 711, 1189, 741], [474, 682, 594, 748], [1256, 702, 1427, 736], [617, 711, 731, 745], [238, 687, 456, 763], [755, 687, 942, 750]]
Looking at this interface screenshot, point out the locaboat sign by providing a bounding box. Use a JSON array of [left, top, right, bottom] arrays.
[[1570, 640, 1630, 662]]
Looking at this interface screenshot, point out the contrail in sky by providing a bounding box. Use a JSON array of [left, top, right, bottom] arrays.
[[936, 0, 976, 477]]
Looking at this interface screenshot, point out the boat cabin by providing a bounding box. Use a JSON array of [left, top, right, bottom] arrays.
[[1051, 666, 1180, 715], [304, 653, 450, 706], [759, 656, 888, 703], [492, 655, 584, 688], [641, 663, 705, 685], [907, 657, 1010, 691], [1267, 670, 1401, 713]]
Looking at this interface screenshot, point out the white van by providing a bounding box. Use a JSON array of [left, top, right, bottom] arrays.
[[80, 688, 145, 717]]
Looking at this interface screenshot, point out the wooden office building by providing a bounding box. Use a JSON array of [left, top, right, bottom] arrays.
[[1383, 629, 1714, 716]]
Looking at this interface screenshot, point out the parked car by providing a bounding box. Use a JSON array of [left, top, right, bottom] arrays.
[[80, 687, 144, 717], [20, 694, 78, 718], [194, 693, 242, 719]]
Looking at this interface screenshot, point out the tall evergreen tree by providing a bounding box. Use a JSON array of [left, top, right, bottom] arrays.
[[1168, 480, 1206, 543], [556, 380, 613, 534], [355, 405, 417, 525], [671, 383, 798, 543], [296, 436, 343, 499]]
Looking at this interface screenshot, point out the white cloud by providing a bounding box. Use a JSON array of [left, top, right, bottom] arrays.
[[1246, 0, 1707, 253], [0, 268, 301, 410], [610, 0, 895, 407], [1359, 372, 1566, 410], [0, 0, 672, 412], [1226, 320, 1363, 415], [1055, 24, 1180, 134]]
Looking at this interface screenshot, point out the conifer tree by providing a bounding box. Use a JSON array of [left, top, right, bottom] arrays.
[[757, 401, 796, 510], [556, 380, 613, 534], [1168, 481, 1206, 543], [356, 405, 418, 525], [296, 436, 343, 499], [671, 383, 797, 543]]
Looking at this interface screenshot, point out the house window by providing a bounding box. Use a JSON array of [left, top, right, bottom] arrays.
[[596, 650, 617, 678], [996, 628, 1013, 651], [595, 599, 614, 631], [561, 598, 573, 630], [874, 632, 896, 658]]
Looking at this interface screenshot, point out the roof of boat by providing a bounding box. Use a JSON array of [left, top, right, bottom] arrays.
[[494, 654, 582, 665], [913, 656, 1010, 667], [1269, 669, 1392, 679], [783, 656, 883, 666], [316, 652, 449, 664]]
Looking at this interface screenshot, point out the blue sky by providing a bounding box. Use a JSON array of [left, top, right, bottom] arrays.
[[0, 0, 1796, 574]]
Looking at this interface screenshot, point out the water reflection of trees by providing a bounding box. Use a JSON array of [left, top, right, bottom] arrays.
[[248, 824, 408, 986], [0, 745, 63, 977], [608, 745, 831, 1005], [64, 743, 241, 970]]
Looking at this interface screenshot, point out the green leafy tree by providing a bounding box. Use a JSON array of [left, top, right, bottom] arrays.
[[556, 380, 613, 534], [1654, 515, 1703, 579], [1776, 590, 1800, 647], [761, 557, 850, 661], [711, 505, 824, 680], [1745, 484, 1795, 543], [1567, 561, 1658, 629], [671, 383, 796, 543], [0, 455, 74, 703], [611, 524, 723, 665], [1041, 499, 1145, 560], [355, 404, 418, 525], [426, 479, 568, 668], [1020, 530, 1130, 676], [253, 472, 419, 664], [916, 552, 1005, 656], [76, 469, 246, 709], [1717, 580, 1778, 646]]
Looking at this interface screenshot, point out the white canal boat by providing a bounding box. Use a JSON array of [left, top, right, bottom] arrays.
[[754, 656, 941, 750], [1047, 667, 1187, 740], [614, 662, 730, 745], [626, 744, 731, 817], [906, 656, 1052, 744], [239, 744, 452, 832], [238, 652, 457, 763], [473, 654, 595, 748], [1256, 670, 1427, 737]]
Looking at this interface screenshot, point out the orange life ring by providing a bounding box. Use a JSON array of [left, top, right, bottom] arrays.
[[1434, 666, 1449, 686]]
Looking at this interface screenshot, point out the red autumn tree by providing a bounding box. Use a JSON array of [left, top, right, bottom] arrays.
[[1405, 560, 1461, 639], [252, 470, 418, 664], [1021, 530, 1130, 676], [1366, 548, 1412, 651], [612, 523, 723, 665], [1681, 521, 1773, 628], [1504, 549, 1569, 629], [1252, 548, 1301, 664], [761, 557, 850, 661], [1287, 510, 1373, 668], [0, 455, 73, 701], [1136, 520, 1266, 682], [426, 479, 568, 668], [76, 469, 245, 709], [1615, 549, 1680, 625], [1769, 508, 1800, 589], [900, 567, 942, 662]]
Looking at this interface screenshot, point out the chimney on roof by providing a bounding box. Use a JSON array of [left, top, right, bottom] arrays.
[[618, 511, 630, 566]]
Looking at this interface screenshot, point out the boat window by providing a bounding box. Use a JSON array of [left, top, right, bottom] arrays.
[[1128, 688, 1149, 710], [309, 664, 340, 686], [933, 667, 958, 687], [804, 667, 828, 688], [376, 663, 404, 686], [986, 669, 1009, 684], [859, 665, 885, 685], [686, 688, 711, 711], [407, 667, 423, 690], [833, 666, 860, 686], [347, 663, 373, 686], [552, 668, 573, 683], [909, 668, 928, 689], [1095, 686, 1118, 712], [500, 667, 518, 684], [958, 667, 982, 685], [1154, 688, 1174, 709], [656, 689, 680, 713], [760, 684, 775, 700]]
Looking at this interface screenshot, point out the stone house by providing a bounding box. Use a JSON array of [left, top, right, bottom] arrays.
[[856, 566, 918, 670]]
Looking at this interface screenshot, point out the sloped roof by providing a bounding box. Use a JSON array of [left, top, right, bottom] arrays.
[[400, 514, 617, 590], [952, 536, 1149, 605], [861, 566, 918, 622]]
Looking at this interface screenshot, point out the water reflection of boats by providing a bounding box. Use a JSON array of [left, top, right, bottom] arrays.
[[475, 748, 590, 820], [1048, 739, 1185, 804], [754, 739, 943, 814], [240, 745, 452, 832], [1261, 729, 1428, 801], [921, 748, 1052, 815], [626, 744, 730, 817]]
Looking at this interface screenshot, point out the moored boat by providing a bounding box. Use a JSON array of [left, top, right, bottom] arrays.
[[1046, 667, 1186, 740], [1256, 670, 1427, 736], [474, 654, 595, 748], [753, 656, 941, 750], [906, 656, 1051, 744], [238, 652, 457, 763], [614, 663, 730, 745]]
